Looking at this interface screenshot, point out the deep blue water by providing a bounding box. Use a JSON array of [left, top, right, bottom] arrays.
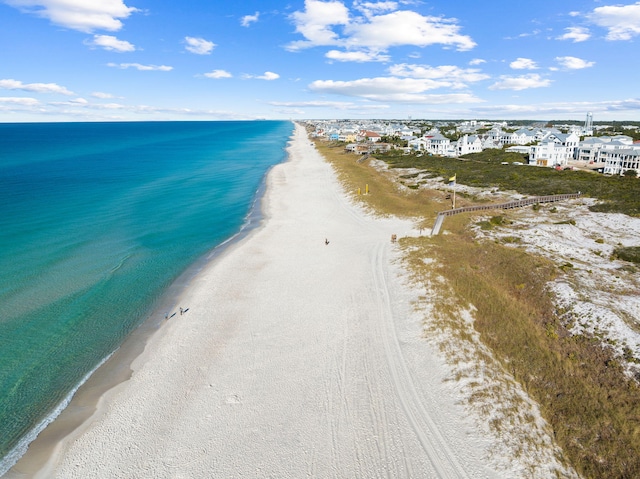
[[0, 120, 293, 473]]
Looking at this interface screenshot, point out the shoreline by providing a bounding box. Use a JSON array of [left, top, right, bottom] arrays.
[[2, 131, 291, 478], [10, 123, 509, 478]]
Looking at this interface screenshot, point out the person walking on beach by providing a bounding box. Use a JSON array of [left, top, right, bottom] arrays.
[[180, 307, 183, 315], [325, 238, 330, 245]]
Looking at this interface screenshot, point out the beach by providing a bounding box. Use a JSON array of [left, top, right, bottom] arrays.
[[10, 123, 522, 478]]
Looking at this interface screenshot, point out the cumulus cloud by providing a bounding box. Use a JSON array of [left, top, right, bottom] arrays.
[[354, 1, 398, 14], [204, 70, 232, 79], [87, 34, 135, 52], [388, 63, 489, 88], [241, 11, 259, 27], [91, 91, 115, 99], [107, 63, 173, 71], [0, 96, 40, 105], [509, 57, 538, 70], [344, 10, 476, 51], [288, 0, 350, 50], [308, 77, 483, 103], [469, 58, 486, 65], [248, 71, 280, 80], [325, 50, 390, 62], [555, 56, 595, 69], [184, 37, 216, 54], [5, 0, 138, 33], [489, 74, 552, 91], [0, 78, 74, 95], [287, 0, 475, 61], [557, 26, 591, 42], [587, 2, 640, 40]]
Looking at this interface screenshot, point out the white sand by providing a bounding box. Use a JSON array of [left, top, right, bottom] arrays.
[[23, 123, 549, 478]]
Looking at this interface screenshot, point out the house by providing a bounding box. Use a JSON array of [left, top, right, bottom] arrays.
[[422, 130, 451, 156], [530, 132, 580, 166], [455, 134, 482, 156], [602, 146, 640, 176], [575, 135, 633, 163], [529, 141, 567, 166], [357, 130, 382, 143]]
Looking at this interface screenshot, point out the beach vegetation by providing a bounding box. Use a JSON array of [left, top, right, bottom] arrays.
[[314, 136, 640, 478], [612, 246, 640, 264], [372, 149, 640, 217]]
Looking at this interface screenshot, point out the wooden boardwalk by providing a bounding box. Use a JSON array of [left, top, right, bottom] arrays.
[[431, 193, 582, 235]]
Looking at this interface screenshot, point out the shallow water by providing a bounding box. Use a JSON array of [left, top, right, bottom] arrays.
[[0, 120, 293, 472]]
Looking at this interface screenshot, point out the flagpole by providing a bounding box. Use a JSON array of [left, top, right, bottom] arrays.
[[453, 183, 456, 209], [449, 174, 456, 209]]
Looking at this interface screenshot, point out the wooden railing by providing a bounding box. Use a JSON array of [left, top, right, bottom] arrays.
[[431, 193, 582, 235]]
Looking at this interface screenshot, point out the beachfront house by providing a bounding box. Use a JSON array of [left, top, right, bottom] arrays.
[[529, 132, 579, 167], [602, 145, 640, 176], [575, 136, 634, 164], [455, 134, 483, 156]]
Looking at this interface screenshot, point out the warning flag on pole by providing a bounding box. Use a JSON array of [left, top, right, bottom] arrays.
[[448, 174, 456, 186]]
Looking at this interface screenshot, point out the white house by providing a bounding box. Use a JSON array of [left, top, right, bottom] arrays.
[[602, 145, 640, 176], [575, 136, 634, 163], [530, 132, 580, 166], [456, 134, 483, 156], [408, 130, 451, 156]]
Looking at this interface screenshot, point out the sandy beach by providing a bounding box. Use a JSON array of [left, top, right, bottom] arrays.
[[8, 123, 552, 478]]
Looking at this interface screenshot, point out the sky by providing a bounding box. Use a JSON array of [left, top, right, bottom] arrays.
[[1, 0, 639, 122]]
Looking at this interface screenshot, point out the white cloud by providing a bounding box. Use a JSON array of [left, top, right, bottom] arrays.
[[107, 63, 173, 71], [184, 37, 216, 55], [5, 0, 138, 33], [354, 1, 398, 14], [287, 0, 475, 57], [0, 96, 40, 105], [469, 58, 486, 65], [470, 98, 640, 117], [325, 50, 390, 62], [241, 11, 259, 27], [0, 78, 74, 95], [509, 57, 538, 70], [88, 34, 135, 52], [268, 100, 389, 110], [344, 10, 476, 51], [489, 74, 552, 91], [252, 71, 280, 80], [49, 97, 90, 107], [555, 56, 595, 70], [204, 70, 232, 79], [308, 77, 483, 103], [587, 2, 640, 40], [388, 63, 489, 87], [91, 91, 115, 99], [557, 26, 591, 42], [288, 0, 350, 50]]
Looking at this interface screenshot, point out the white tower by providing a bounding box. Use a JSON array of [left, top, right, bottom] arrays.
[[584, 112, 593, 136]]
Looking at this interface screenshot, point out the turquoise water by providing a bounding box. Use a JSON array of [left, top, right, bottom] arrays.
[[0, 121, 293, 472]]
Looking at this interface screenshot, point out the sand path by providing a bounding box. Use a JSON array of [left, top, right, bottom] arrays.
[[32, 123, 496, 478]]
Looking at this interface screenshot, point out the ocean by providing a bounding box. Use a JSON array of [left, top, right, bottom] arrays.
[[0, 120, 294, 474]]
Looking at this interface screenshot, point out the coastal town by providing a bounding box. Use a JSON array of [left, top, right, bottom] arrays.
[[308, 115, 640, 177]]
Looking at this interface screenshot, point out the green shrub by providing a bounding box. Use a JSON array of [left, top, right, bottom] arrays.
[[612, 246, 640, 264]]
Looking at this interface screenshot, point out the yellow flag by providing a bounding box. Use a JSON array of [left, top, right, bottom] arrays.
[[448, 174, 456, 183]]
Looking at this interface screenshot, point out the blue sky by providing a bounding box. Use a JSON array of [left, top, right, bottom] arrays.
[[1, 0, 639, 122]]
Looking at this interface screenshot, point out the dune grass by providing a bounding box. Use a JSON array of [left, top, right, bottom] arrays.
[[315, 138, 640, 478]]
